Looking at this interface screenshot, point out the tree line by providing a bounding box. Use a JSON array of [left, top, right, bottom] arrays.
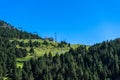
[[0, 20, 119, 80], [21, 39, 120, 80], [0, 38, 118, 80]]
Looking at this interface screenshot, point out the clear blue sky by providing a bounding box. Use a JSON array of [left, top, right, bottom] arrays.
[[0, 0, 120, 45]]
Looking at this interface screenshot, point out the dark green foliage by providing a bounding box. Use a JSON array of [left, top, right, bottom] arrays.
[[29, 47, 34, 53], [0, 20, 41, 39], [0, 20, 120, 80], [43, 40, 49, 45], [0, 38, 23, 79], [11, 40, 41, 47], [22, 39, 120, 80], [47, 37, 54, 41], [15, 48, 27, 58], [58, 41, 68, 47]]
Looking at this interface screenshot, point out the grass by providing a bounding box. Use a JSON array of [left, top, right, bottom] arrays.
[[16, 55, 33, 68], [16, 55, 33, 61], [34, 47, 70, 57], [14, 39, 73, 56], [2, 77, 9, 80], [13, 39, 80, 68], [16, 62, 24, 68], [71, 44, 80, 49]]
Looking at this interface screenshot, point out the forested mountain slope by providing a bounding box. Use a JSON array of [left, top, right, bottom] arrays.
[[0, 20, 40, 39], [0, 20, 119, 80], [22, 39, 120, 80]]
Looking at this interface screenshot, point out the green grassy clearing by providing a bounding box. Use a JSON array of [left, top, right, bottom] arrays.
[[16, 62, 24, 68], [13, 39, 80, 68]]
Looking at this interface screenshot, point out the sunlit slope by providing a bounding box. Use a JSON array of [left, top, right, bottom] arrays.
[[11, 39, 80, 68]]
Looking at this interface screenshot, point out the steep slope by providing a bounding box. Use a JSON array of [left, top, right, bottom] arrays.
[[0, 20, 76, 69], [0, 20, 74, 80], [0, 20, 40, 39], [0, 20, 14, 28], [0, 20, 119, 80], [21, 38, 120, 80]]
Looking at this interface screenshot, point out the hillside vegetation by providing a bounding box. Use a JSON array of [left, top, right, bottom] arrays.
[[12, 39, 79, 68], [0, 20, 120, 80]]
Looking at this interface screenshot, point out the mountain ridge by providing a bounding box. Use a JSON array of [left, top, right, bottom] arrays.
[[0, 20, 41, 39], [0, 20, 15, 29], [0, 20, 119, 80]]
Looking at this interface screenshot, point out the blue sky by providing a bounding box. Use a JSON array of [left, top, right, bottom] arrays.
[[0, 0, 120, 45]]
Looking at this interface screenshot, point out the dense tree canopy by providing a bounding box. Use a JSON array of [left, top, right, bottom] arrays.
[[0, 20, 120, 80], [21, 39, 120, 80], [0, 20, 41, 39]]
